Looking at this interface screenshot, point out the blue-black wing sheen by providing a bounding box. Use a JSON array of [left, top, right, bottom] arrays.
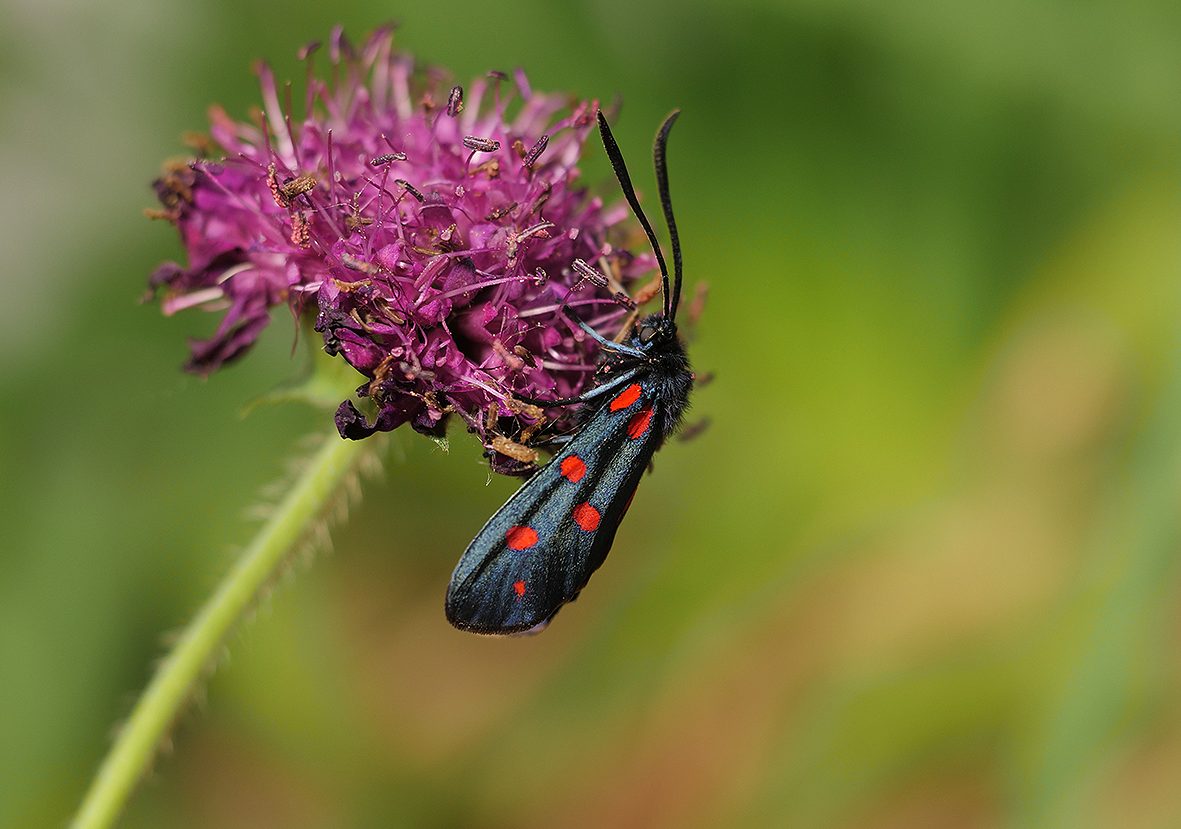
[[445, 380, 664, 634]]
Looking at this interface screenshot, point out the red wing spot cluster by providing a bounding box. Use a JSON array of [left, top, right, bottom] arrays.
[[572, 502, 601, 532], [505, 525, 539, 551], [609, 383, 643, 412], [496, 381, 640, 599]]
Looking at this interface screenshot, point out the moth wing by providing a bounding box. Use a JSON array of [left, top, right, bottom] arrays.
[[445, 390, 662, 634]]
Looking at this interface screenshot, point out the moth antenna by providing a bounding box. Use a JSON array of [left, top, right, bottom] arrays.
[[653, 110, 682, 320], [596, 111, 672, 318]]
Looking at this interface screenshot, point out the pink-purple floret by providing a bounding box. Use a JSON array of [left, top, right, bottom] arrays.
[[149, 27, 652, 473]]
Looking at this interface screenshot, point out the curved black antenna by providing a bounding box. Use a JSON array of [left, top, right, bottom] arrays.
[[597, 111, 672, 318], [653, 110, 682, 320]]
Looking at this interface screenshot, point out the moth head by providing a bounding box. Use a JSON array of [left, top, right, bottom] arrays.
[[634, 314, 674, 349]]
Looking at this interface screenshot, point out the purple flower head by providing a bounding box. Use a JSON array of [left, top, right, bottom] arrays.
[[150, 26, 655, 474]]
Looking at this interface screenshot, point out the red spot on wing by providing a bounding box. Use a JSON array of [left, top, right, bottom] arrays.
[[505, 526, 539, 550], [609, 383, 642, 411], [513, 580, 527, 597], [573, 502, 601, 532], [627, 406, 654, 439], [561, 455, 587, 482]]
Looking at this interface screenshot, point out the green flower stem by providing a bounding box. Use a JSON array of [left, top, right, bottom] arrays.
[[70, 432, 369, 829]]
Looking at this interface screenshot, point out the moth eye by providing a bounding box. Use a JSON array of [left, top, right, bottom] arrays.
[[638, 325, 658, 344]]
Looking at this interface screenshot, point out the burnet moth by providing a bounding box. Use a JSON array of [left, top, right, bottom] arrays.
[[445, 110, 693, 635]]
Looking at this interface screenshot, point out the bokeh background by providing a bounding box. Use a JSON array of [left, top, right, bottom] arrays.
[[3, 1, 1181, 827]]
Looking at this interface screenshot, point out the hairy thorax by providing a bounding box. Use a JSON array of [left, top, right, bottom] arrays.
[[594, 315, 693, 442]]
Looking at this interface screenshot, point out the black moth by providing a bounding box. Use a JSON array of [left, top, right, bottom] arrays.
[[445, 110, 693, 635]]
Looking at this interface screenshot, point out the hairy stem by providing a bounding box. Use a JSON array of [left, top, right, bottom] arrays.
[[71, 432, 369, 829]]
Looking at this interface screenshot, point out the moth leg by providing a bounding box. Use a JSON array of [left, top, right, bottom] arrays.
[[561, 306, 646, 358], [512, 366, 642, 409], [510, 391, 586, 408]]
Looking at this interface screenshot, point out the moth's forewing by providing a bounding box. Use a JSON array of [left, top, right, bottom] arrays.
[[445, 382, 661, 634]]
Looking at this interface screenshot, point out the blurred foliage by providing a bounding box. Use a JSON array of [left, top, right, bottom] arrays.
[[2, 0, 1181, 827]]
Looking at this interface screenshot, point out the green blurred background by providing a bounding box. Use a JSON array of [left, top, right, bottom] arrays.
[[3, 1, 1181, 826]]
